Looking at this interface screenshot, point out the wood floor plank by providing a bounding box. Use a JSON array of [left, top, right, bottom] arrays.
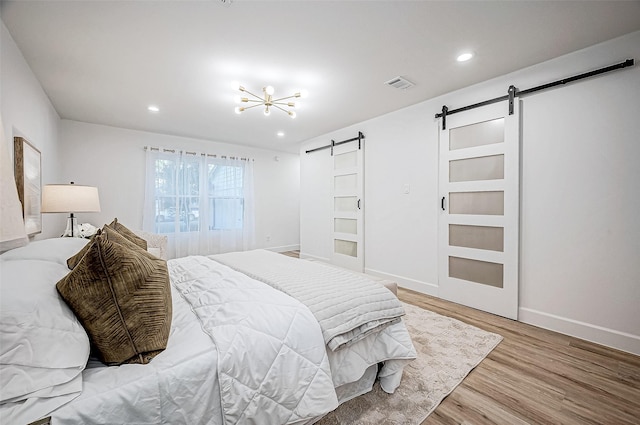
[[430, 385, 532, 425], [569, 338, 640, 368], [618, 361, 640, 389], [469, 361, 566, 422], [395, 287, 640, 425], [492, 339, 640, 408], [560, 388, 640, 425]]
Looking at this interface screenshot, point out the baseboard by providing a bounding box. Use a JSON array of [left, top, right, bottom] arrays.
[[364, 267, 439, 297], [298, 258, 438, 296], [519, 307, 640, 356], [265, 244, 300, 253]]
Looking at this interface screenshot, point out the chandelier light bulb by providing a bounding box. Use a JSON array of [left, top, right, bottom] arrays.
[[231, 81, 246, 92], [299, 90, 309, 98], [233, 83, 305, 118]]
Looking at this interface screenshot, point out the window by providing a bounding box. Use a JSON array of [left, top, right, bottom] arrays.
[[143, 148, 255, 258], [150, 153, 246, 234], [208, 162, 244, 230]]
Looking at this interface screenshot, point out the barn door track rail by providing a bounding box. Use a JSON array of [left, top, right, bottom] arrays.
[[305, 131, 365, 155], [436, 58, 635, 130]]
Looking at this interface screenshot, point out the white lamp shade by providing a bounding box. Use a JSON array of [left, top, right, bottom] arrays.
[[42, 184, 101, 213]]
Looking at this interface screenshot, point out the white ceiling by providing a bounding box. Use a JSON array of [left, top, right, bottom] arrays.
[[2, 1, 640, 153]]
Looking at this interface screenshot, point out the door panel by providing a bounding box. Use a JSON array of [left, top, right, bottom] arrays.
[[449, 224, 504, 252], [439, 101, 519, 319], [334, 218, 357, 234], [449, 191, 505, 215], [449, 117, 505, 150], [449, 154, 504, 182], [331, 143, 364, 271], [449, 256, 504, 288]]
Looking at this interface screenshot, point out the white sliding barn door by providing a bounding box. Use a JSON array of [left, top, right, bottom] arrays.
[[438, 101, 520, 319], [331, 142, 364, 272]]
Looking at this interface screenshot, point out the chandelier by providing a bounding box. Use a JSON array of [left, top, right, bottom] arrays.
[[233, 83, 306, 118]]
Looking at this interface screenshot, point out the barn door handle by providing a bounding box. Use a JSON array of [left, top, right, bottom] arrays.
[[357, 199, 361, 210], [441, 196, 446, 211]]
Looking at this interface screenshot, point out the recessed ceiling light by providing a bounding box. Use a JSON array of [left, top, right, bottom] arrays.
[[148, 105, 160, 112], [457, 52, 474, 62], [277, 131, 285, 137]]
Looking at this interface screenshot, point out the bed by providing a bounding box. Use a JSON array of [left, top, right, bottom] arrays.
[[0, 229, 416, 425]]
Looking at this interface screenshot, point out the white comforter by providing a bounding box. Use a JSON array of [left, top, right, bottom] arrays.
[[211, 250, 417, 395], [169, 256, 338, 424], [211, 250, 406, 351], [49, 255, 338, 425]]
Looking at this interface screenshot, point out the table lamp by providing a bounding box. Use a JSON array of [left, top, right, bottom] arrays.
[[42, 182, 101, 237]]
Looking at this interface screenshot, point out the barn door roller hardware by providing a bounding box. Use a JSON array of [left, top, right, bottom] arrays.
[[305, 131, 365, 155], [436, 58, 635, 130]]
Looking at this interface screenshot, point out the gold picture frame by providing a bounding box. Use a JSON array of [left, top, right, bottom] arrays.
[[14, 137, 42, 235]]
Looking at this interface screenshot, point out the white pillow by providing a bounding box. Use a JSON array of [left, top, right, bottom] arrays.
[[0, 237, 89, 266], [0, 259, 90, 403]]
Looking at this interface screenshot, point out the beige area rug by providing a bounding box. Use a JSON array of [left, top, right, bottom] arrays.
[[317, 302, 503, 425]]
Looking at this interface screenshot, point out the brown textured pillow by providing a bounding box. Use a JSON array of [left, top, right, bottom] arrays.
[[57, 234, 172, 365], [67, 229, 102, 269], [67, 220, 149, 270], [109, 218, 147, 251]]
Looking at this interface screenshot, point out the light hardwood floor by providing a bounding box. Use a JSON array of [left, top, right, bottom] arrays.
[[283, 251, 640, 424], [399, 287, 640, 425]]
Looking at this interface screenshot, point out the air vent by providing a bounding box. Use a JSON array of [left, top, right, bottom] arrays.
[[384, 76, 415, 90]]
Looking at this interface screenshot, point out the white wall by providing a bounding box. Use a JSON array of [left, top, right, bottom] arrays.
[[1, 21, 65, 239], [300, 31, 640, 355], [58, 120, 300, 254]]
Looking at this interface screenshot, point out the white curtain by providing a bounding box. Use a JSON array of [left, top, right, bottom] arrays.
[[143, 148, 255, 259]]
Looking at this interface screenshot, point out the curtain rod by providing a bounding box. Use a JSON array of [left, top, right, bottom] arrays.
[[435, 58, 635, 129], [144, 146, 253, 161], [305, 131, 365, 154]]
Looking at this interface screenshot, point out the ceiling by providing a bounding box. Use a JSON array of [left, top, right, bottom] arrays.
[[2, 1, 640, 153]]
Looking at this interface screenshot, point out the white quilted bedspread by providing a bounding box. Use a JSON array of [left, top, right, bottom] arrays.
[[211, 250, 406, 351], [169, 256, 338, 424]]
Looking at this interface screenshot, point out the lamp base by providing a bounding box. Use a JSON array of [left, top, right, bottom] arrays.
[[62, 214, 80, 238]]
